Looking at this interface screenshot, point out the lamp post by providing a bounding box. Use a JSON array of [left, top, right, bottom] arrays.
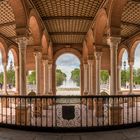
[[123, 61, 126, 88]]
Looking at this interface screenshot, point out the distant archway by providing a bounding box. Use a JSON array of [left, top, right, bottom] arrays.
[[55, 53, 81, 95]]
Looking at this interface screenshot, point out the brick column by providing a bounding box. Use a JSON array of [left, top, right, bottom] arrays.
[[129, 61, 134, 94], [43, 59, 48, 95], [95, 51, 102, 95], [83, 63, 88, 94], [15, 65, 19, 94], [17, 37, 27, 95], [34, 51, 42, 94], [107, 37, 121, 95], [3, 62, 7, 94]]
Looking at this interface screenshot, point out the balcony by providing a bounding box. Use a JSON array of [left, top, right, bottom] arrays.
[[0, 95, 139, 132]]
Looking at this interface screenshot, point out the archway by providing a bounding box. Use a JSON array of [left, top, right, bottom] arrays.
[[133, 43, 140, 90], [55, 53, 81, 95], [6, 50, 15, 93], [121, 49, 129, 90]]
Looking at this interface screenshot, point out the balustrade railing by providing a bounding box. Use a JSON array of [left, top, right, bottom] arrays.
[[0, 95, 140, 132]]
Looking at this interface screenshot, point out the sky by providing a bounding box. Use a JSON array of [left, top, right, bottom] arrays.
[[0, 50, 14, 72], [122, 43, 140, 69], [56, 53, 80, 80]]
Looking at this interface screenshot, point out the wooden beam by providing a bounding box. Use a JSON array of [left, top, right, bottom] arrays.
[[49, 32, 86, 35], [42, 16, 93, 21], [0, 33, 17, 46], [121, 21, 140, 27], [121, 30, 140, 45], [0, 21, 15, 28], [131, 0, 140, 3]]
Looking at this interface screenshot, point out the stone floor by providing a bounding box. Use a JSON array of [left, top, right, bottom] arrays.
[[0, 127, 140, 140]]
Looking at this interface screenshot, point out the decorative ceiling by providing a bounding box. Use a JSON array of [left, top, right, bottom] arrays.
[[0, 0, 140, 46], [0, 0, 16, 38], [121, 0, 140, 41], [30, 0, 104, 44]]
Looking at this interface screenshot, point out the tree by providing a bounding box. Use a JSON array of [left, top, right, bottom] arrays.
[[71, 68, 80, 86], [56, 69, 66, 86], [7, 69, 15, 86], [0, 72, 3, 84], [27, 71, 36, 84], [101, 70, 109, 84]]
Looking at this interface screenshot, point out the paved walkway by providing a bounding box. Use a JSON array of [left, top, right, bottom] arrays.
[[0, 127, 140, 140]]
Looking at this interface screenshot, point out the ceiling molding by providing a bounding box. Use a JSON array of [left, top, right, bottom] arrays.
[[42, 16, 93, 21], [0, 33, 17, 46], [49, 32, 87, 35], [121, 21, 140, 27], [0, 21, 15, 28]]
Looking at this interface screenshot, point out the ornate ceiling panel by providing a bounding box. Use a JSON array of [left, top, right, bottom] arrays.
[[45, 19, 92, 33], [33, 0, 102, 17], [31, 0, 104, 44], [121, 0, 140, 39], [0, 0, 15, 24], [0, 0, 16, 39], [51, 35, 84, 44], [0, 24, 16, 37]]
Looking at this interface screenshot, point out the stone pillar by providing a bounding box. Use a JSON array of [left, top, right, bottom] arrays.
[[17, 37, 27, 95], [3, 62, 7, 94], [129, 62, 134, 94], [43, 59, 48, 95], [83, 63, 88, 94], [117, 65, 122, 92], [15, 66, 19, 94], [48, 63, 53, 94], [88, 58, 94, 95], [80, 64, 84, 95], [34, 51, 42, 94], [107, 37, 121, 95], [95, 51, 102, 95]]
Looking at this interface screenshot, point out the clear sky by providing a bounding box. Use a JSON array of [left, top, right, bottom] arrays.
[[56, 53, 80, 80], [0, 50, 14, 72]]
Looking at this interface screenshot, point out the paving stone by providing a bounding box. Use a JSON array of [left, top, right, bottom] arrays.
[[62, 135, 80, 140], [35, 135, 60, 140], [121, 128, 140, 139]]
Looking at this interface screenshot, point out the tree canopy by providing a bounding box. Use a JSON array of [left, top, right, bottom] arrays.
[[56, 69, 66, 86], [71, 68, 80, 86], [27, 71, 36, 84]]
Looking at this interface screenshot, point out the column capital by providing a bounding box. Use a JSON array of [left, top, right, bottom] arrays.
[[42, 54, 48, 60], [128, 61, 134, 66], [87, 54, 94, 60], [94, 51, 102, 60], [3, 62, 7, 67], [88, 59, 94, 65], [42, 59, 48, 65], [34, 51, 42, 58], [34, 46, 42, 52], [16, 37, 28, 46], [14, 65, 19, 69], [107, 36, 121, 47]]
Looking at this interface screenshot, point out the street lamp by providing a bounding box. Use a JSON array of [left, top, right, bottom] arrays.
[[123, 61, 126, 88]]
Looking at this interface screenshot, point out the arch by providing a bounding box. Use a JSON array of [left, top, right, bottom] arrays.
[[108, 0, 127, 36], [0, 38, 8, 63], [94, 8, 107, 46], [54, 48, 82, 64], [118, 44, 129, 66], [130, 41, 140, 63], [83, 41, 88, 62], [41, 31, 49, 55], [48, 43, 53, 60], [28, 9, 43, 45], [9, 0, 28, 35], [86, 28, 94, 54], [8, 45, 19, 66]]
